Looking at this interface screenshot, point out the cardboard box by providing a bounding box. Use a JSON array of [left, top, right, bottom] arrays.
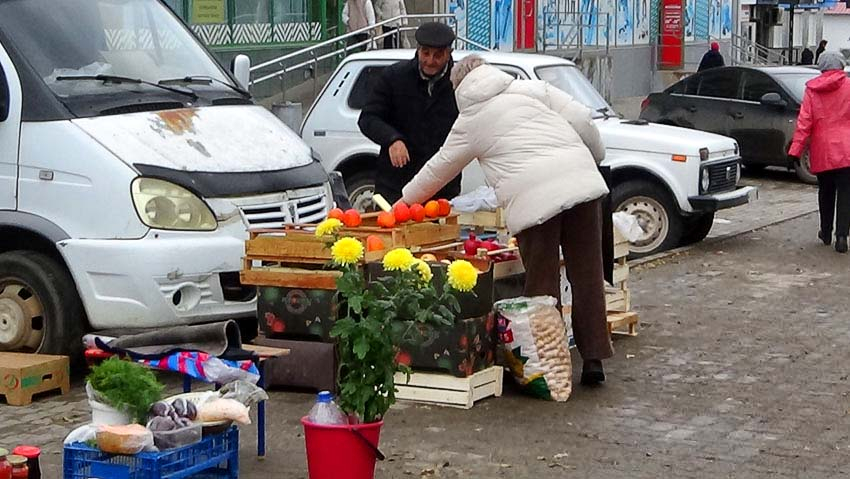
[[402, 313, 498, 378], [0, 352, 70, 406]]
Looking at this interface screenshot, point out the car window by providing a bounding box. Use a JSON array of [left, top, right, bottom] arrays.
[[348, 66, 386, 110], [741, 71, 780, 102], [696, 69, 741, 99]]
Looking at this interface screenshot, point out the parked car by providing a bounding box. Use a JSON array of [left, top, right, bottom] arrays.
[[302, 50, 756, 258], [0, 0, 341, 358], [640, 66, 821, 183]]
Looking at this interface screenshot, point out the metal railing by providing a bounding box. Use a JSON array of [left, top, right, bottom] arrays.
[[248, 13, 490, 102], [540, 11, 610, 58], [730, 33, 785, 66]]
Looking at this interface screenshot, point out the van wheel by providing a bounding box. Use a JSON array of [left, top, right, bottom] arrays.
[[612, 180, 683, 258], [794, 151, 817, 185], [680, 213, 715, 246], [0, 251, 85, 362], [344, 172, 377, 213]]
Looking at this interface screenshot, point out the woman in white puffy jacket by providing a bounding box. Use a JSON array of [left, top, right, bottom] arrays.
[[400, 55, 613, 385], [374, 0, 408, 48]]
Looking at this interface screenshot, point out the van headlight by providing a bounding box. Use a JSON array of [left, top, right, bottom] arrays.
[[700, 168, 711, 193], [131, 178, 217, 231]]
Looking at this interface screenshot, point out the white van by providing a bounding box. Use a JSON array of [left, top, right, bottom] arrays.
[[0, 0, 336, 358]]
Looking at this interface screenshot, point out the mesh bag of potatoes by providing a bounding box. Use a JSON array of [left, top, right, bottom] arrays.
[[494, 296, 572, 401]]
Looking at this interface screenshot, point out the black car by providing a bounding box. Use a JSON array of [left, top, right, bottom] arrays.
[[640, 66, 821, 183]]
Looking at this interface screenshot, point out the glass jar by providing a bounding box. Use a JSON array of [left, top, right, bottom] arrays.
[[6, 455, 26, 479], [11, 446, 39, 479], [0, 448, 12, 479]]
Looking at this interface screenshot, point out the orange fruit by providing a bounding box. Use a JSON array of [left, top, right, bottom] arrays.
[[393, 203, 412, 223], [327, 208, 345, 221], [377, 211, 396, 228], [366, 235, 385, 252], [410, 204, 426, 222], [437, 199, 451, 217], [342, 209, 362, 227], [424, 200, 440, 218]]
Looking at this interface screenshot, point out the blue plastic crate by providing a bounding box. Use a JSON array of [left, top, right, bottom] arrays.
[[63, 427, 239, 479]]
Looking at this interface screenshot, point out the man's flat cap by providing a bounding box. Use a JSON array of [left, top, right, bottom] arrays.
[[415, 22, 455, 48]]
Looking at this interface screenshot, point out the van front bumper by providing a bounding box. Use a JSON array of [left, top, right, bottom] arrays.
[[58, 222, 256, 331], [689, 186, 758, 213]]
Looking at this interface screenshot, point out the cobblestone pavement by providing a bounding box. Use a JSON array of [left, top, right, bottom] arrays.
[[3, 177, 844, 478]]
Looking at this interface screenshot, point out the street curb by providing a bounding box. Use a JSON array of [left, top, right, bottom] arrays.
[[631, 207, 819, 268]]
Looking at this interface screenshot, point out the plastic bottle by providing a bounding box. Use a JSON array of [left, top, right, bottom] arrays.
[[307, 391, 347, 425], [0, 448, 12, 479]]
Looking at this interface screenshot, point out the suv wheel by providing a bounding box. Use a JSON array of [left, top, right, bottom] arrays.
[[794, 150, 817, 184], [0, 251, 85, 363], [344, 171, 377, 213], [680, 212, 715, 246], [612, 180, 684, 258]]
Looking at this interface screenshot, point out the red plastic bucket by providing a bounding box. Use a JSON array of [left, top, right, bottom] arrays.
[[302, 417, 384, 479]]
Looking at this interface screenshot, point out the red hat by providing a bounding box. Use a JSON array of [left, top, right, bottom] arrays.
[[711, 41, 720, 51]]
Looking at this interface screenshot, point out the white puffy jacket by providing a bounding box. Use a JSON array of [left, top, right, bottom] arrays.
[[374, 0, 407, 26], [401, 64, 609, 235]]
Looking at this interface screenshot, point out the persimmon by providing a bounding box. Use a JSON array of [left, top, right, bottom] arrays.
[[366, 235, 385, 251], [437, 199, 451, 217], [424, 200, 440, 218], [377, 211, 396, 228], [410, 203, 426, 222], [327, 208, 345, 221], [342, 209, 362, 227], [393, 202, 412, 223]]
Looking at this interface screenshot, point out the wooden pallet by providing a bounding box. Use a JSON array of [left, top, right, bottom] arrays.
[[394, 366, 503, 409], [606, 311, 639, 337], [0, 353, 70, 406]]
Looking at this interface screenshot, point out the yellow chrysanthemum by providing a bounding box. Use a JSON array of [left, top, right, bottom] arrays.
[[331, 237, 364, 266], [382, 248, 416, 271], [413, 259, 433, 283], [447, 260, 478, 292], [315, 218, 343, 237]]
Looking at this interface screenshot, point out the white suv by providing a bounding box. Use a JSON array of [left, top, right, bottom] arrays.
[[303, 50, 757, 257]]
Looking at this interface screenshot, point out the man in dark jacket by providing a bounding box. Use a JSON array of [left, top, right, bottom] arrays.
[[358, 22, 461, 204], [800, 47, 814, 66], [698, 41, 724, 72], [815, 40, 828, 63]]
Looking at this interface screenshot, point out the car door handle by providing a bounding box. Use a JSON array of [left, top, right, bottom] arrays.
[[729, 112, 744, 119]]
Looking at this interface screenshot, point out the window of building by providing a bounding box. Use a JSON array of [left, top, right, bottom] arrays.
[[234, 0, 270, 24]]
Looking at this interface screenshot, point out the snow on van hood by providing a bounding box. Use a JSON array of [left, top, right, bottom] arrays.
[[597, 119, 737, 156], [72, 105, 313, 173]]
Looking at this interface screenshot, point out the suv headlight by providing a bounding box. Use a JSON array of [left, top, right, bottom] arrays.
[[131, 178, 217, 231], [700, 168, 711, 193]]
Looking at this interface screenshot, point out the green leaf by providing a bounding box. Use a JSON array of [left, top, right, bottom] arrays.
[[353, 335, 370, 359]]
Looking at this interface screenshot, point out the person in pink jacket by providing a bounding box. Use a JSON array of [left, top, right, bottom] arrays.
[[789, 52, 850, 253]]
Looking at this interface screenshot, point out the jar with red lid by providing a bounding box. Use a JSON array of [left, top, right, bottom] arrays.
[[11, 446, 39, 479], [5, 455, 26, 479], [0, 448, 12, 479]]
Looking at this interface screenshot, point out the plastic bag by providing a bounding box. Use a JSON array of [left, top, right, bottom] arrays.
[[197, 398, 251, 425], [203, 356, 260, 385], [219, 380, 269, 407], [147, 421, 202, 450], [612, 212, 644, 243], [86, 382, 132, 426], [451, 185, 499, 213], [96, 424, 155, 455], [64, 425, 99, 445], [494, 296, 572, 401]]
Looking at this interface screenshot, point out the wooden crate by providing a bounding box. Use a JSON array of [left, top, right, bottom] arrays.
[[0, 353, 70, 406], [394, 366, 503, 409], [607, 311, 639, 337], [458, 210, 507, 234]]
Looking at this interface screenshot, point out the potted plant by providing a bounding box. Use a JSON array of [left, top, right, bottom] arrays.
[[87, 357, 164, 425], [302, 220, 479, 479]]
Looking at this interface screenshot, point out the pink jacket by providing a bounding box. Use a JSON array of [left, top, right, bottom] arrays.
[[789, 70, 850, 174]]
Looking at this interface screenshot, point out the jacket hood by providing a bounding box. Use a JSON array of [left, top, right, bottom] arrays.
[[455, 65, 514, 110], [807, 70, 847, 93]]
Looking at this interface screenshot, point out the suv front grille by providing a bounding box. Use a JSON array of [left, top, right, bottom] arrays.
[[229, 186, 330, 228], [705, 159, 739, 194]]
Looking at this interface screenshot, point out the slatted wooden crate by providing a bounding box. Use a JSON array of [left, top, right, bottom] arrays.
[[394, 366, 503, 409]]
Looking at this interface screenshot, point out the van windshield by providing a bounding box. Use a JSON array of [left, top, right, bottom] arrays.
[[535, 65, 618, 119], [0, 0, 235, 102]]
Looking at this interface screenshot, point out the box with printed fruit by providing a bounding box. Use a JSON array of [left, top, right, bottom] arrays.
[[257, 285, 340, 340]]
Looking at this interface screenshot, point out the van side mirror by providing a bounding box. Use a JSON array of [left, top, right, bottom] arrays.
[[760, 92, 787, 108], [231, 54, 251, 91]]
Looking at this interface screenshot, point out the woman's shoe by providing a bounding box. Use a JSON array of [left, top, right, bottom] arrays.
[[581, 359, 606, 386], [819, 230, 832, 245], [836, 236, 848, 253]]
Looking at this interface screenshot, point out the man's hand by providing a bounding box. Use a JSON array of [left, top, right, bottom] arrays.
[[389, 140, 410, 168]]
